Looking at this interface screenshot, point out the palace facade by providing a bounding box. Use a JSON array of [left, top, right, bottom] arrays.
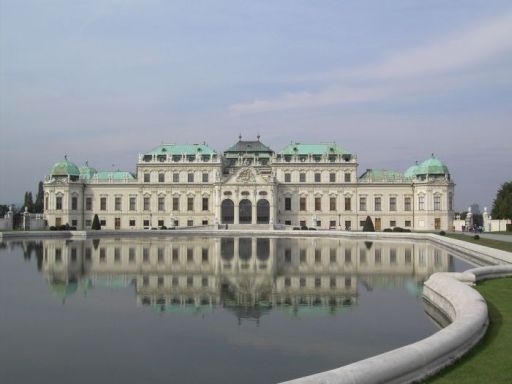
[[43, 137, 455, 230]]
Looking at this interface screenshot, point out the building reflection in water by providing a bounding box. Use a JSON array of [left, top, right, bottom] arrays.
[[39, 237, 454, 322]]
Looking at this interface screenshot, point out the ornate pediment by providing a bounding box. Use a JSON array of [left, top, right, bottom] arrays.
[[223, 167, 273, 186]]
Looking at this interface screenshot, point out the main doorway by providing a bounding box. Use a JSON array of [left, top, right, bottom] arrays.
[[256, 199, 270, 224], [239, 199, 252, 224], [221, 199, 234, 224]]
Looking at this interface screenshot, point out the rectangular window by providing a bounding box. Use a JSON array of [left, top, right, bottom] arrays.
[[284, 197, 291, 211], [419, 195, 425, 211], [144, 173, 150, 183], [71, 196, 78, 210], [143, 197, 150, 211], [299, 173, 306, 182], [129, 197, 136, 211], [284, 173, 291, 182], [114, 247, 121, 263], [187, 197, 194, 211], [173, 197, 179, 211], [188, 173, 194, 183], [344, 172, 351, 182], [143, 248, 149, 263], [56, 196, 63, 210], [330, 220, 336, 228], [143, 219, 149, 227], [187, 248, 193, 262], [299, 197, 306, 211], [158, 196, 165, 211], [158, 248, 164, 263], [85, 219, 91, 227], [314, 173, 321, 183], [71, 219, 77, 227], [284, 248, 292, 263], [315, 197, 321, 211], [329, 173, 336, 182], [359, 197, 366, 211], [99, 248, 106, 263], [405, 220, 411, 227], [345, 220, 351, 230], [173, 173, 179, 183], [158, 173, 164, 183], [375, 197, 381, 211], [330, 197, 336, 211], [100, 219, 106, 226], [345, 248, 352, 263], [345, 197, 351, 211], [100, 197, 107, 211], [330, 248, 336, 263], [390, 220, 396, 227], [158, 219, 164, 227], [434, 195, 441, 211], [300, 248, 306, 263], [202, 197, 209, 211], [404, 197, 412, 211], [115, 197, 121, 211], [129, 219, 136, 227], [128, 248, 135, 262], [448, 193, 453, 211], [202, 173, 209, 183], [202, 248, 208, 263], [315, 249, 321, 263], [389, 197, 396, 211]]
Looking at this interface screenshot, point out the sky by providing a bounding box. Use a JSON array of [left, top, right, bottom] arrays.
[[1, 0, 511, 211]]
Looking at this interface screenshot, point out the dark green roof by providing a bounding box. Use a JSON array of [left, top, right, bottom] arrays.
[[224, 139, 274, 154], [359, 169, 405, 182], [144, 144, 217, 156], [279, 142, 351, 156]]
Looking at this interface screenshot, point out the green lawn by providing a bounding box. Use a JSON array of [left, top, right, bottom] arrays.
[[428, 277, 512, 383], [445, 233, 512, 253]]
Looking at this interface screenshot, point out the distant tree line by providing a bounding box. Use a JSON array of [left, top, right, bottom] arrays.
[[491, 181, 512, 220]]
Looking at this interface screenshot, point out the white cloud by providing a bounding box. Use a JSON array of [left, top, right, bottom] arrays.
[[229, 12, 512, 114]]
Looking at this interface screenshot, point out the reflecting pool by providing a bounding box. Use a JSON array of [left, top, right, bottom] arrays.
[[0, 236, 474, 384]]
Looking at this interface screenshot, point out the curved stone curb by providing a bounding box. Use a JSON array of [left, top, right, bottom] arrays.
[[280, 266, 512, 384]]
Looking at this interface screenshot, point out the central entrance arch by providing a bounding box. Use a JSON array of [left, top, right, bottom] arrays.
[[239, 199, 252, 224], [221, 199, 234, 224], [256, 199, 270, 224]]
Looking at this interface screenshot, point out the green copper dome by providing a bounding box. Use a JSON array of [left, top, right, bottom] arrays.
[[79, 162, 97, 179], [416, 155, 449, 176], [404, 163, 419, 178], [50, 158, 80, 177]]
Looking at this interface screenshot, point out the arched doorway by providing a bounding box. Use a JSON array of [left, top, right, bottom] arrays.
[[256, 199, 270, 224], [221, 199, 234, 224], [239, 199, 252, 224]]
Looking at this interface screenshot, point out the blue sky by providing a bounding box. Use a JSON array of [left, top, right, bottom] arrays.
[[1, 0, 511, 211]]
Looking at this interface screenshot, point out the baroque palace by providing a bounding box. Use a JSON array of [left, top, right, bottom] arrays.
[[43, 137, 455, 231]]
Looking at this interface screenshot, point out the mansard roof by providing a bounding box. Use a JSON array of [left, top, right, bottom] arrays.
[[359, 169, 405, 182], [279, 142, 351, 156], [224, 138, 274, 154], [144, 144, 217, 156]]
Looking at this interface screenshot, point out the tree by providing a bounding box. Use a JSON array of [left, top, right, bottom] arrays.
[[33, 181, 44, 213], [23, 192, 34, 212], [91, 214, 101, 230], [491, 181, 512, 219], [363, 215, 375, 232]]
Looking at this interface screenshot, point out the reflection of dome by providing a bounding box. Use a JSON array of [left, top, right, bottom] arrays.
[[49, 158, 80, 177], [416, 155, 449, 176], [49, 280, 78, 300]]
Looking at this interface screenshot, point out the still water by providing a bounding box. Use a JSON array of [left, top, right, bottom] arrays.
[[0, 236, 473, 384]]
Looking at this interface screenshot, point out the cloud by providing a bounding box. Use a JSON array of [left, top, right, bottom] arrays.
[[229, 12, 512, 114]]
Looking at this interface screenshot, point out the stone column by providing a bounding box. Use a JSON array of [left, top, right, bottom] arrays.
[[234, 200, 239, 225], [252, 199, 257, 224]]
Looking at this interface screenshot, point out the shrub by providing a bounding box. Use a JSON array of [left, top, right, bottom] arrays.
[[49, 226, 56, 231], [91, 214, 101, 230], [293, 227, 300, 230], [383, 228, 393, 232], [404, 229, 411, 232], [392, 227, 404, 232], [473, 234, 480, 240], [439, 230, 446, 236], [58, 225, 67, 230], [363, 216, 375, 232]]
